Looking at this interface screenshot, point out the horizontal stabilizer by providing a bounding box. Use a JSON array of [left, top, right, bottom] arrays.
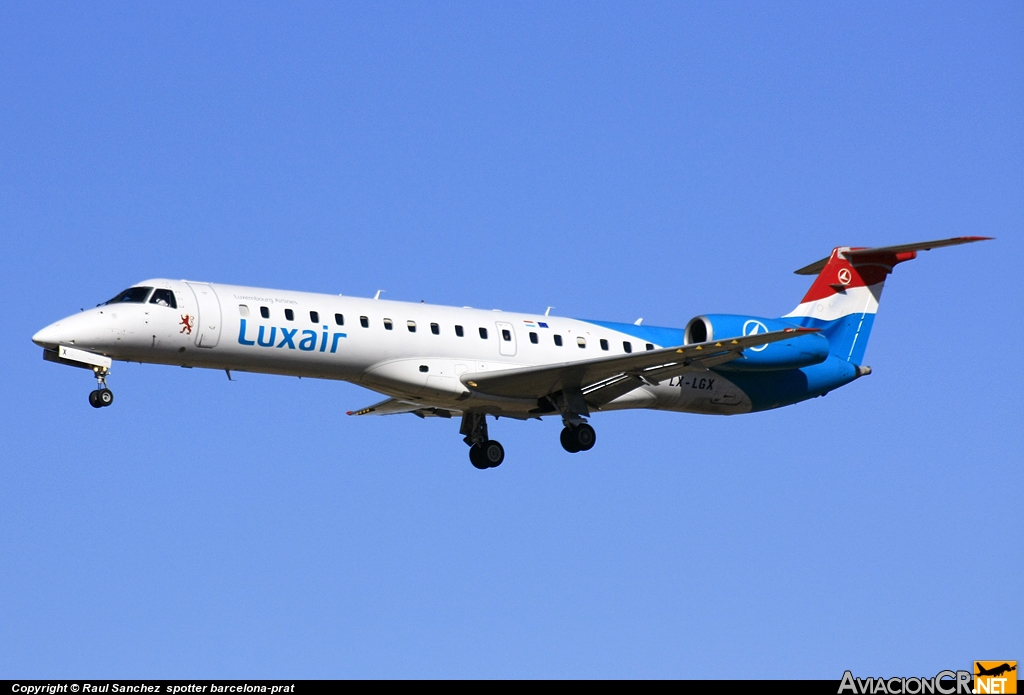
[[793, 236, 992, 275]]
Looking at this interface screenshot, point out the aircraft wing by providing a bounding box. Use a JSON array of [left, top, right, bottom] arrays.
[[460, 328, 816, 403], [347, 397, 460, 419]]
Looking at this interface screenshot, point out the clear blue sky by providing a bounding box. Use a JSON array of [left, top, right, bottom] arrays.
[[2, 1, 1020, 678]]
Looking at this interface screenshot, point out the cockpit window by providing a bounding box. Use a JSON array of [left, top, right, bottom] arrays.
[[104, 287, 152, 305], [149, 289, 177, 308]]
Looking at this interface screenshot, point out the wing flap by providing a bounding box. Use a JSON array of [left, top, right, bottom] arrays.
[[347, 397, 460, 418], [461, 327, 816, 400]]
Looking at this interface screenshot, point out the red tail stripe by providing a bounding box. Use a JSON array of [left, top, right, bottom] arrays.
[[798, 248, 913, 304]]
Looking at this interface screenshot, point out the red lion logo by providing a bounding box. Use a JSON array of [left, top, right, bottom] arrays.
[[179, 314, 194, 335]]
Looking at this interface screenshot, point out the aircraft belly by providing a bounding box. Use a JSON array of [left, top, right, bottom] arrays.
[[596, 388, 657, 411], [646, 373, 752, 415], [361, 359, 471, 399]]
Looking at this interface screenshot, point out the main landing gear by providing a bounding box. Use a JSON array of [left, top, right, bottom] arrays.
[[469, 440, 505, 470], [88, 367, 114, 409], [549, 389, 597, 454], [457, 396, 598, 468], [460, 412, 504, 470], [560, 422, 596, 453]]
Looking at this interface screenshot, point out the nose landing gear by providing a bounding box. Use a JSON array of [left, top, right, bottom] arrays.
[[88, 367, 114, 408]]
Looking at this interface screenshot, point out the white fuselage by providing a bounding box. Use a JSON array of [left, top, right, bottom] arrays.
[[32, 279, 753, 417]]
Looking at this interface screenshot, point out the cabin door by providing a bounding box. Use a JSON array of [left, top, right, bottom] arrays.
[[186, 282, 222, 348]]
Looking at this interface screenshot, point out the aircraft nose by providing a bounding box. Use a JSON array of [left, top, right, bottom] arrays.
[[32, 321, 66, 348]]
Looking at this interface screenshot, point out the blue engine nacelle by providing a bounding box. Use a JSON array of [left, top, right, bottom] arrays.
[[684, 314, 830, 371]]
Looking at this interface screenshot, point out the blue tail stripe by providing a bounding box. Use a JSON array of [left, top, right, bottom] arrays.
[[780, 313, 876, 365]]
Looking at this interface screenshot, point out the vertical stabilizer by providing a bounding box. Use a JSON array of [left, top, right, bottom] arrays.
[[782, 237, 990, 364]]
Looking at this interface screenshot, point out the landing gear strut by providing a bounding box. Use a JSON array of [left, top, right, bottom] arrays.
[[88, 367, 114, 409], [460, 412, 504, 469]]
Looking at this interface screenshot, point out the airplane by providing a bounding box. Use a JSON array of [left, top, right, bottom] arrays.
[[32, 236, 990, 469], [975, 663, 1016, 678]]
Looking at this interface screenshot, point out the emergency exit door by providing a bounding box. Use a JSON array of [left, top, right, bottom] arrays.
[[495, 321, 517, 357]]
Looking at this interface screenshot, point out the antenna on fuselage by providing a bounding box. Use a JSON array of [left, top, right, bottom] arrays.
[[374, 290, 385, 300], [634, 318, 643, 325], [545, 306, 554, 316]]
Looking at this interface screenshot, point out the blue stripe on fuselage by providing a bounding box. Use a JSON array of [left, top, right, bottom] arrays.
[[582, 320, 684, 347]]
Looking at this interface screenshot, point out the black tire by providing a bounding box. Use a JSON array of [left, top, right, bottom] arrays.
[[98, 389, 114, 407], [88, 390, 103, 408], [469, 444, 489, 470], [560, 426, 581, 453], [482, 440, 504, 468], [575, 423, 596, 451]]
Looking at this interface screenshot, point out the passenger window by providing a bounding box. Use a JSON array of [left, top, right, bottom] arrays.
[[600, 339, 609, 351], [529, 332, 538, 344], [430, 323, 440, 335], [150, 289, 177, 308], [646, 343, 654, 351], [407, 320, 417, 332], [335, 313, 344, 326], [310, 311, 319, 323], [479, 327, 488, 339], [104, 287, 152, 304], [238, 304, 249, 317], [284, 309, 295, 321], [623, 341, 632, 353], [261, 306, 270, 319], [577, 337, 587, 348], [455, 325, 464, 337], [360, 316, 369, 328], [554, 335, 563, 347], [501, 329, 511, 341], [384, 319, 393, 330]]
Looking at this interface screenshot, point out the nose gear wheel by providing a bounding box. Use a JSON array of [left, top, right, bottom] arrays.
[[89, 388, 114, 408], [88, 367, 114, 408]]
